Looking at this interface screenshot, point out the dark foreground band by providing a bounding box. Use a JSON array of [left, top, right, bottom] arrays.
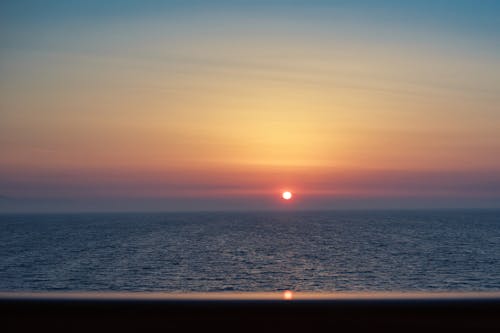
[[2, 292, 499, 332]]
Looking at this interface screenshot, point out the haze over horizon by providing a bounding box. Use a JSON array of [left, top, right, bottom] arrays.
[[1, 1, 499, 212]]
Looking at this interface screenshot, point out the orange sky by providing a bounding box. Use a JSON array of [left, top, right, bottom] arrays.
[[1, 2, 499, 211]]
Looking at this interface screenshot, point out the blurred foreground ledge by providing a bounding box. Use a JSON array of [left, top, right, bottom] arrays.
[[2, 292, 500, 332]]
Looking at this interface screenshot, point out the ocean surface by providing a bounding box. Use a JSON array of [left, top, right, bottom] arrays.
[[1, 210, 499, 292]]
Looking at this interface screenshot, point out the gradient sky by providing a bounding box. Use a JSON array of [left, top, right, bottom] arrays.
[[1, 0, 499, 212]]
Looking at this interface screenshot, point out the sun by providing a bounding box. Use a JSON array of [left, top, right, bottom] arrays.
[[282, 191, 292, 200]]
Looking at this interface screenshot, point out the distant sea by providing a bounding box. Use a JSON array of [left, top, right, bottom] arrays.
[[1, 210, 499, 292]]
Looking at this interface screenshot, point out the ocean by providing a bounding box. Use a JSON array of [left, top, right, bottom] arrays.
[[1, 210, 499, 292]]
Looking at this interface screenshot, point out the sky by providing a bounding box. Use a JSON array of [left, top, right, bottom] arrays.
[[1, 0, 499, 212]]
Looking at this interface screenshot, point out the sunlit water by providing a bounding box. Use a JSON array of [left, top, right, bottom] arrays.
[[1, 210, 499, 292]]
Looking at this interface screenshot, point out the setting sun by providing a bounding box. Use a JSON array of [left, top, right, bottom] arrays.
[[282, 191, 293, 200]]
